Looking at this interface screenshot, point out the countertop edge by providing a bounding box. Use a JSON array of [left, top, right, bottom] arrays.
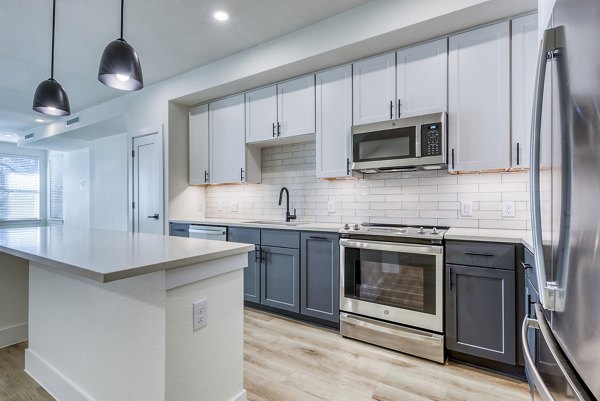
[[169, 219, 341, 233]]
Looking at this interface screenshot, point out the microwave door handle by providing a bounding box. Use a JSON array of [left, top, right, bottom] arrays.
[[415, 126, 421, 157]]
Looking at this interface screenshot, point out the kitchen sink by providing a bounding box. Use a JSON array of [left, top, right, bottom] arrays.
[[244, 220, 307, 227]]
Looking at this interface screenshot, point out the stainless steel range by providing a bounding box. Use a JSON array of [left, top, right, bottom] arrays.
[[339, 222, 446, 363]]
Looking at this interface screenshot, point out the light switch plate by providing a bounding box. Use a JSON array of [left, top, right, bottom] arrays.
[[502, 201, 516, 217], [327, 200, 335, 213], [460, 201, 473, 217], [229, 202, 238, 212]]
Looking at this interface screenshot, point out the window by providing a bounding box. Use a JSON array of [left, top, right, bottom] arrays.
[[0, 154, 40, 221], [48, 154, 64, 222]]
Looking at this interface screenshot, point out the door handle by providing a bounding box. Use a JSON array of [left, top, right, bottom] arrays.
[[254, 246, 262, 263], [521, 261, 533, 270], [397, 99, 401, 118], [516, 142, 520, 166], [448, 266, 453, 290], [277, 122, 281, 137], [464, 251, 494, 257], [272, 122, 276, 137], [147, 214, 159, 220], [389, 100, 393, 119], [309, 236, 328, 240]]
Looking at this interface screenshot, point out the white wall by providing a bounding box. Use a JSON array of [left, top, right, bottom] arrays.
[[63, 148, 91, 227], [0, 253, 28, 347], [90, 134, 128, 231]]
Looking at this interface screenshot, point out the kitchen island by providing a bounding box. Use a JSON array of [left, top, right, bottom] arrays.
[[0, 226, 254, 401]]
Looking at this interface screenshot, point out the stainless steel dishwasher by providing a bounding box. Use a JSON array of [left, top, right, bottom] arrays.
[[188, 225, 227, 241]]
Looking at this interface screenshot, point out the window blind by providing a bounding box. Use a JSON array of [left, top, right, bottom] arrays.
[[48, 155, 64, 221], [0, 154, 40, 221]]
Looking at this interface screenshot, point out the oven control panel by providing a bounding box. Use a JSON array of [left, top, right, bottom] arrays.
[[421, 122, 442, 157]]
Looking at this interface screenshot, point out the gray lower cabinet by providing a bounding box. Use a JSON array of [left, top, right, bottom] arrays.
[[261, 245, 300, 313], [300, 232, 340, 323], [228, 227, 261, 304], [446, 263, 516, 365]]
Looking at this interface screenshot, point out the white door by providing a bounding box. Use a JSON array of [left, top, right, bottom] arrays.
[[210, 94, 245, 184], [352, 52, 396, 125], [511, 13, 538, 168], [277, 75, 316, 138], [189, 104, 210, 184], [396, 38, 448, 118], [245, 85, 277, 143], [316, 65, 352, 179], [132, 132, 163, 234], [448, 21, 510, 172]]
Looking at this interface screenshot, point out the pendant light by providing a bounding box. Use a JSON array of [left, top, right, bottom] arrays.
[[97, 0, 143, 91], [33, 0, 70, 116]]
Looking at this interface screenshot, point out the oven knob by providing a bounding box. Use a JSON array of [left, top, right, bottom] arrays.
[[353, 224, 360, 231], [343, 223, 350, 230], [418, 226, 425, 234], [432, 227, 438, 235]]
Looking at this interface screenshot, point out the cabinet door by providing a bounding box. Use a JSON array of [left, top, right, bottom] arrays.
[[277, 75, 316, 138], [228, 227, 261, 303], [245, 85, 278, 144], [169, 223, 189, 237], [396, 38, 448, 118], [300, 232, 339, 322], [209, 94, 245, 184], [511, 14, 538, 168], [261, 246, 300, 313], [315, 65, 352, 179], [353, 52, 396, 125], [448, 22, 510, 171], [446, 264, 516, 364], [189, 104, 210, 184]]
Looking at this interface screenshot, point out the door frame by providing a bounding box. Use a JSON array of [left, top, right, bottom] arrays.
[[127, 125, 165, 234]]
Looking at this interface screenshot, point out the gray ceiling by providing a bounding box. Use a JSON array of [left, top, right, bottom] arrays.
[[0, 0, 371, 137]]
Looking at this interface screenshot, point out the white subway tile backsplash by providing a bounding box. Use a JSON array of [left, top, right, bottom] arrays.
[[205, 144, 530, 229]]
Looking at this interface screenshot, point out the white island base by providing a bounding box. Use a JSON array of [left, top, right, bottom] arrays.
[[24, 255, 247, 401]]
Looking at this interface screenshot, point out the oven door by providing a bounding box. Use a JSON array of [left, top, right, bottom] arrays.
[[340, 238, 443, 332], [352, 123, 419, 170]]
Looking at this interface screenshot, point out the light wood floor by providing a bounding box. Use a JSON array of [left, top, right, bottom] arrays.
[[0, 309, 531, 401]]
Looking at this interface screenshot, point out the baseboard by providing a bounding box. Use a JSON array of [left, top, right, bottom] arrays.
[[25, 348, 95, 401], [0, 323, 27, 348], [231, 389, 247, 401]]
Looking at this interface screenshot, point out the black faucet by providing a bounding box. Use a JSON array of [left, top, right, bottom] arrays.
[[278, 187, 297, 222]]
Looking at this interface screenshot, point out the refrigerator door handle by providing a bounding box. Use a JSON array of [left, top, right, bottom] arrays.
[[522, 316, 553, 401], [530, 27, 560, 310], [522, 304, 594, 401]]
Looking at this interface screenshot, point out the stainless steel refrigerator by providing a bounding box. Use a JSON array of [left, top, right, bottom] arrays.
[[524, 0, 600, 400]]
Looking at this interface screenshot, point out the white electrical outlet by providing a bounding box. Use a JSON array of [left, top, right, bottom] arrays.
[[229, 201, 238, 212], [193, 298, 207, 332], [502, 201, 516, 217], [327, 200, 335, 213], [460, 200, 473, 217]]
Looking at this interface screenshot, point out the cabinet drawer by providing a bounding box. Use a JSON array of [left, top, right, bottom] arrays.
[[169, 223, 189, 237], [261, 229, 300, 249], [446, 241, 515, 270], [228, 227, 260, 245]]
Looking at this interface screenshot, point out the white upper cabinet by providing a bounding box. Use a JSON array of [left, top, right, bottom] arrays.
[[353, 52, 396, 125], [189, 104, 210, 184], [210, 94, 247, 183], [511, 14, 538, 168], [396, 38, 448, 118], [277, 75, 316, 138], [245, 85, 278, 143], [448, 21, 510, 172], [245, 76, 315, 144], [316, 65, 353, 179]]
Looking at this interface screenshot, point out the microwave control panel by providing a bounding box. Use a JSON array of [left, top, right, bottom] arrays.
[[421, 122, 443, 157]]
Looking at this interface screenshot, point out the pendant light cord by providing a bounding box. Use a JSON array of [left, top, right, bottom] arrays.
[[120, 0, 124, 39], [51, 0, 56, 79]]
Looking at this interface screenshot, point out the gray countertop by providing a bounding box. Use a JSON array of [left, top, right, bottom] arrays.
[[170, 218, 342, 233], [445, 227, 533, 251], [0, 226, 254, 283]]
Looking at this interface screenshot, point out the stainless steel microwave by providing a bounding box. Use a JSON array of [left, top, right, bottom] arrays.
[[351, 112, 447, 173]]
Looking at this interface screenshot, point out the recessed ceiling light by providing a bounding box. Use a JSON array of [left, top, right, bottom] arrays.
[[214, 11, 229, 21], [35, 118, 45, 123]]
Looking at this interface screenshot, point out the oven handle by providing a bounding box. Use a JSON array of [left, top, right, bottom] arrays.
[[339, 238, 443, 255]]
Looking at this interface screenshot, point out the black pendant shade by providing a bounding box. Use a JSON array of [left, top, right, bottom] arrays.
[[33, 0, 70, 116], [33, 78, 71, 116], [98, 0, 143, 91], [98, 38, 143, 90]]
